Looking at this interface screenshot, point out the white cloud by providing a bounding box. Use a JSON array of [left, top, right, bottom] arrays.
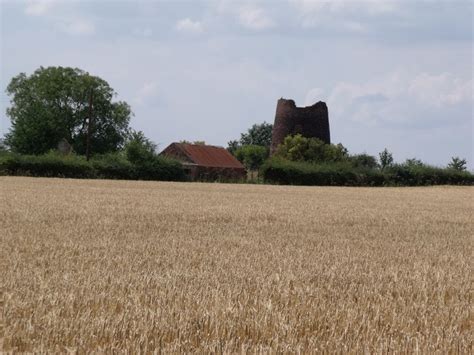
[[321, 72, 473, 127], [237, 6, 275, 30], [408, 73, 473, 106], [133, 82, 158, 106], [25, 0, 56, 16], [61, 19, 95, 35], [175, 18, 203, 34]]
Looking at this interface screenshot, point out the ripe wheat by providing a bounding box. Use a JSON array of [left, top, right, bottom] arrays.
[[1, 177, 472, 352]]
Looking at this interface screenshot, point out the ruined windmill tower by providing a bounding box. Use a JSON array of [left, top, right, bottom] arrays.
[[270, 98, 331, 154]]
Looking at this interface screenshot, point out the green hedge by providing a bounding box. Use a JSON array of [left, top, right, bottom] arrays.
[[90, 153, 135, 180], [261, 158, 474, 186], [386, 164, 474, 186], [0, 152, 96, 178], [2, 152, 472, 186], [131, 157, 186, 181], [0, 152, 186, 182]]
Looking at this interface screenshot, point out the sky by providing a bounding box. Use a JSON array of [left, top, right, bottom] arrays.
[[1, 0, 473, 168]]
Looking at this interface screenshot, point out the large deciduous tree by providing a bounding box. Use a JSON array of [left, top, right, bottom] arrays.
[[4, 66, 132, 155], [227, 122, 273, 154], [239, 122, 273, 147]]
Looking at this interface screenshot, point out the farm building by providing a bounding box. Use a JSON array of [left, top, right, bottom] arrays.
[[160, 142, 246, 181]]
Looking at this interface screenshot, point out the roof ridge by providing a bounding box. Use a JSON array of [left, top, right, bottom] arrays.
[[169, 142, 244, 169]]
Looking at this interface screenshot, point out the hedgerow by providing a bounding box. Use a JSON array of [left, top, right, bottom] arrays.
[[261, 158, 473, 186], [0, 151, 185, 182]]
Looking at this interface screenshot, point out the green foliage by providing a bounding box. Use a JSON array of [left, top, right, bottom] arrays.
[[240, 122, 273, 146], [91, 153, 134, 180], [2, 149, 471, 186], [447, 157, 467, 171], [385, 163, 473, 186], [275, 134, 348, 163], [228, 122, 273, 154], [179, 140, 206, 145], [262, 157, 384, 186], [0, 151, 185, 181], [132, 156, 185, 181], [403, 158, 424, 168], [0, 138, 8, 153], [227, 140, 240, 155], [261, 158, 474, 186], [123, 131, 185, 180], [0, 151, 95, 178], [125, 131, 156, 165], [234, 145, 269, 171], [379, 148, 394, 170], [348, 153, 379, 169], [4, 66, 132, 155]]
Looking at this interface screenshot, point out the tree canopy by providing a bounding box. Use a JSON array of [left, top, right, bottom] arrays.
[[349, 153, 379, 169], [234, 145, 269, 171], [447, 157, 467, 171], [228, 122, 273, 154], [125, 130, 157, 165], [0, 138, 7, 153], [379, 148, 394, 170], [275, 134, 348, 163], [4, 66, 132, 155], [240, 122, 273, 147]]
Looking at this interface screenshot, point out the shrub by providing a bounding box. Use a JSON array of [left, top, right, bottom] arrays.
[[403, 158, 424, 168], [234, 145, 269, 171], [275, 134, 348, 163], [125, 131, 157, 165], [349, 153, 379, 169], [91, 153, 134, 180], [133, 156, 186, 181]]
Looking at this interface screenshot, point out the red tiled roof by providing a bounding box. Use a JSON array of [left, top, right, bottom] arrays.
[[174, 143, 245, 169]]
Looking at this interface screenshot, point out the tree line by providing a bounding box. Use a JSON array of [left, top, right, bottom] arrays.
[[225, 122, 468, 173], [1, 66, 471, 185]]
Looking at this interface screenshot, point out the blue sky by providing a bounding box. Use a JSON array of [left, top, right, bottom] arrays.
[[1, 0, 472, 167]]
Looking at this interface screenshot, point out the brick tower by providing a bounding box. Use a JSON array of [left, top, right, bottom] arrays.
[[270, 98, 330, 154]]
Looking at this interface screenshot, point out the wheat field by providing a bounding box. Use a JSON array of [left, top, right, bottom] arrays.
[[1, 177, 472, 353]]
